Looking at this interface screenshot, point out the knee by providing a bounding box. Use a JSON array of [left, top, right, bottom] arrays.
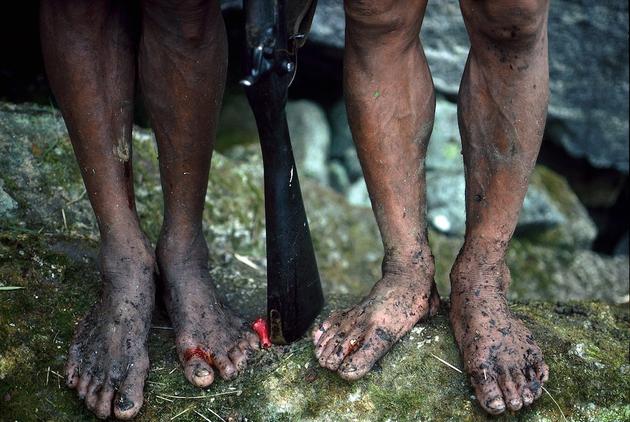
[[463, 0, 548, 48], [344, 0, 424, 44], [143, 0, 219, 45]]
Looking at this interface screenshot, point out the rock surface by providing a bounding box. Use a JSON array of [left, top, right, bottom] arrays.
[[286, 100, 331, 185], [1, 232, 629, 421], [272, 0, 630, 173], [1, 102, 629, 420]]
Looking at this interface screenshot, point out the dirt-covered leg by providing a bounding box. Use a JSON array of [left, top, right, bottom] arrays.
[[313, 0, 440, 380], [139, 0, 258, 389], [451, 0, 550, 415], [41, 1, 154, 419]]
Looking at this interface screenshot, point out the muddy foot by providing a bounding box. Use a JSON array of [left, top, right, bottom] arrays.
[[157, 230, 259, 388], [450, 256, 549, 415], [65, 234, 155, 420], [313, 251, 440, 380]]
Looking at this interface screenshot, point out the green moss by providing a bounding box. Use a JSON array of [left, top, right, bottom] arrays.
[[1, 233, 628, 421], [1, 102, 628, 420]]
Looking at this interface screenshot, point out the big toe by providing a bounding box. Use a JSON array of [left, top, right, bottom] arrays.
[[184, 357, 215, 388], [472, 375, 506, 415], [312, 319, 333, 345], [113, 362, 148, 420]]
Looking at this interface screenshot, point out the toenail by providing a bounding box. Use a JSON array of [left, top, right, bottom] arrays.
[[486, 397, 505, 412], [116, 394, 134, 411], [194, 368, 210, 378], [341, 364, 357, 373]]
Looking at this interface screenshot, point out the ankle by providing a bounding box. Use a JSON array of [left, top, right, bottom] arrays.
[[100, 226, 153, 257], [157, 226, 208, 265], [98, 234, 155, 290], [450, 248, 510, 298], [382, 243, 435, 279]]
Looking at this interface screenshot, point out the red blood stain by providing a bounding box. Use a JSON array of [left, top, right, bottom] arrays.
[[252, 318, 272, 348], [183, 347, 212, 364]]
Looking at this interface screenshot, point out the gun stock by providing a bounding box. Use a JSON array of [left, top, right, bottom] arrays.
[[241, 0, 324, 344]]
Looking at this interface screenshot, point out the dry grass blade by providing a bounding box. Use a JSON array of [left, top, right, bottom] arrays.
[[66, 189, 86, 206], [195, 408, 227, 422], [194, 410, 213, 422], [0, 286, 25, 291], [61, 208, 68, 230], [205, 407, 226, 422], [542, 386, 568, 422], [158, 390, 242, 400], [234, 253, 261, 271], [170, 406, 193, 420], [430, 353, 463, 374], [49, 370, 64, 379]]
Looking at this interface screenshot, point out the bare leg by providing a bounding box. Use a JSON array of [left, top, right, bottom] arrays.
[[450, 0, 550, 415], [139, 0, 258, 388], [314, 0, 439, 380], [41, 1, 154, 419]]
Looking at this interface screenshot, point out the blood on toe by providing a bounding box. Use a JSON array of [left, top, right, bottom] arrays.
[[184, 347, 213, 364]]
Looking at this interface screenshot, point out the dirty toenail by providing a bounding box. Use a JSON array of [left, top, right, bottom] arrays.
[[194, 368, 210, 378], [341, 363, 357, 373], [509, 398, 522, 410], [486, 397, 506, 412], [116, 394, 134, 411]]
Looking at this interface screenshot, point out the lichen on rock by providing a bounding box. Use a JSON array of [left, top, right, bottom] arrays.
[[1, 102, 628, 420]]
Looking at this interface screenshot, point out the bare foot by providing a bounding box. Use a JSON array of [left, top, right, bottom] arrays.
[[64, 233, 155, 420], [450, 252, 549, 415], [157, 229, 259, 388], [313, 249, 440, 380]]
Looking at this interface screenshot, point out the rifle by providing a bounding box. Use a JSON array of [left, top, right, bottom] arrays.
[[241, 0, 324, 344]]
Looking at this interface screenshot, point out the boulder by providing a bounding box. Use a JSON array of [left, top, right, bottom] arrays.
[[0, 180, 18, 219], [328, 99, 362, 182], [327, 159, 351, 193], [286, 99, 331, 185], [218, 95, 332, 186], [1, 230, 629, 421], [1, 102, 628, 421], [297, 0, 630, 172]]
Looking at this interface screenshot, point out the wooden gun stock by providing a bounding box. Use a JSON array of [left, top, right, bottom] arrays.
[[241, 0, 323, 344]]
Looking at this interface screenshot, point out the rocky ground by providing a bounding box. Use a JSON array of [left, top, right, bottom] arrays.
[[1, 103, 629, 420]]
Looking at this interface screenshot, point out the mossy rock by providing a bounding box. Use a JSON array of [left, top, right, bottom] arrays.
[[1, 102, 629, 419], [1, 231, 629, 421]]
